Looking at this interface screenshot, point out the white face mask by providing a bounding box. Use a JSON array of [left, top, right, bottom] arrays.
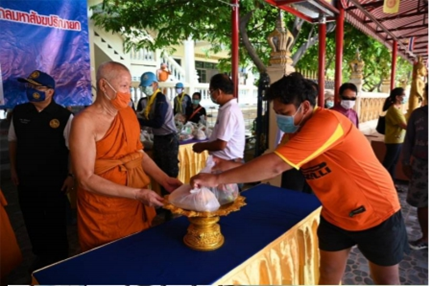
[[340, 100, 355, 110], [176, 88, 183, 94]]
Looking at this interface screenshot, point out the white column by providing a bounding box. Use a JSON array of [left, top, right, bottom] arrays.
[[184, 38, 197, 94]]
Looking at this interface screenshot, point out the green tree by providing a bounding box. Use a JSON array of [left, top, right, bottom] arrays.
[[91, 1, 412, 90], [91, 0, 332, 74], [296, 23, 413, 92]]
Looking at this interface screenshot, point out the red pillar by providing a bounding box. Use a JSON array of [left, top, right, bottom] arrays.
[[390, 40, 398, 91], [231, 0, 239, 98], [318, 17, 326, 107], [334, 1, 345, 102]]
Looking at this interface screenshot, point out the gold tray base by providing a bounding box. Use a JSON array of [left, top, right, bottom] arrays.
[[184, 216, 224, 251], [164, 195, 246, 251]]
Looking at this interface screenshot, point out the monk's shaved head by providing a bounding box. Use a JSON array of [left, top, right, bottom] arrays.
[[96, 61, 130, 83]]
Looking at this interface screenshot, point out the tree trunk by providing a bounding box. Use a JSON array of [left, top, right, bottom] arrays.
[[239, 11, 267, 73], [292, 22, 336, 66]]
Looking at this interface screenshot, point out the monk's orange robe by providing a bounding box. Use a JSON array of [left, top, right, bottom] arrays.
[[0, 189, 22, 278], [77, 107, 156, 252]]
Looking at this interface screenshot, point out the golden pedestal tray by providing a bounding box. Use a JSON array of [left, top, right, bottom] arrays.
[[163, 195, 247, 251]]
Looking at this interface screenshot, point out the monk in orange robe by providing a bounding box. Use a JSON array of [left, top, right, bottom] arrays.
[[0, 189, 22, 280], [70, 61, 182, 252]]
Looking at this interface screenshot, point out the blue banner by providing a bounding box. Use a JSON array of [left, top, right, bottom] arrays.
[[0, 0, 92, 108]]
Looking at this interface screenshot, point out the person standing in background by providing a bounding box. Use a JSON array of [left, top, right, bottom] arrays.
[[331, 83, 359, 128], [193, 74, 245, 163], [186, 92, 207, 124], [8, 70, 73, 270], [401, 84, 428, 250], [173, 82, 192, 117], [382, 87, 407, 191], [138, 71, 180, 221]]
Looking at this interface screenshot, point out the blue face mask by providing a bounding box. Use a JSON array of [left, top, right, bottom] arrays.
[[192, 99, 200, 105], [143, 86, 154, 96], [325, 101, 334, 108], [26, 87, 46, 102], [276, 105, 302, 134], [401, 97, 407, 104]]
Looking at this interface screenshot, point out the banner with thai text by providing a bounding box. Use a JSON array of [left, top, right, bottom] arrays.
[[0, 0, 91, 108]]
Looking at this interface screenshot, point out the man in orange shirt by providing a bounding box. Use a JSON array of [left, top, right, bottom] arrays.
[[191, 72, 409, 285], [70, 61, 182, 251]]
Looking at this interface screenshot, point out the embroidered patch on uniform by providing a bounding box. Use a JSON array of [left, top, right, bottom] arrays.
[[30, 71, 40, 78], [33, 92, 40, 99], [49, 119, 60, 128]]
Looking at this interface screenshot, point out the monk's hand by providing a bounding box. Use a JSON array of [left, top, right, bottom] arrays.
[[212, 156, 242, 173], [61, 175, 75, 193], [192, 143, 205, 153], [135, 189, 164, 208], [190, 173, 219, 189], [163, 177, 183, 193]]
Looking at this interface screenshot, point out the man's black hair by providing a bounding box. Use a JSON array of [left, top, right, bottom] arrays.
[[339, 83, 358, 97], [265, 72, 316, 108], [210, 73, 234, 95]]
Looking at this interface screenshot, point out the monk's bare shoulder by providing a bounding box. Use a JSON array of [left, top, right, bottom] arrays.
[[73, 106, 97, 129]]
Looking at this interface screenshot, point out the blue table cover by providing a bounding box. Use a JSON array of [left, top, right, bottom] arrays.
[[33, 184, 321, 284]]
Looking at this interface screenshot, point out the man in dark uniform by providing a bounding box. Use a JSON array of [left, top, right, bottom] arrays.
[[8, 70, 74, 270], [138, 71, 179, 221]]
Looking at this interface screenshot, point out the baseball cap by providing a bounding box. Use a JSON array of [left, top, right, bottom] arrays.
[[139, 72, 157, 87], [175, 82, 184, 88], [18, 70, 55, 89]]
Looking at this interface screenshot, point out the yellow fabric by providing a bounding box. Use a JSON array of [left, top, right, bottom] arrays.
[[147, 142, 208, 195], [213, 207, 322, 285], [385, 105, 406, 144], [177, 143, 209, 184], [175, 92, 186, 114], [0, 189, 23, 278], [144, 88, 161, 119]]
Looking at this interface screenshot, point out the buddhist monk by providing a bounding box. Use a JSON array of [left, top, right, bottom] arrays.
[[70, 61, 182, 252]]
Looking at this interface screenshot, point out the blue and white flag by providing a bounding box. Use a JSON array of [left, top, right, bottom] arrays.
[[0, 0, 91, 108]]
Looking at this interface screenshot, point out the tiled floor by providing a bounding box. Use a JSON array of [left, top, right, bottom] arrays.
[[1, 177, 428, 285], [342, 181, 428, 285]]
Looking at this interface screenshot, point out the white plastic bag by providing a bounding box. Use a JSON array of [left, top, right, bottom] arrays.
[[200, 156, 239, 205], [169, 184, 220, 212]]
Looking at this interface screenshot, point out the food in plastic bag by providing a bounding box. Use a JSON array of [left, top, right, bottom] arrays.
[[205, 127, 213, 139], [169, 184, 220, 212], [200, 155, 239, 205], [195, 129, 206, 140], [174, 113, 186, 124], [211, 183, 239, 205]]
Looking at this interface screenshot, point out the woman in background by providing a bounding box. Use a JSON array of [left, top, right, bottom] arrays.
[[382, 87, 407, 191], [186, 92, 207, 124]]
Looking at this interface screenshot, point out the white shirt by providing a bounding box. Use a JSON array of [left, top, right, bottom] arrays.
[[209, 98, 245, 160], [8, 114, 74, 149]]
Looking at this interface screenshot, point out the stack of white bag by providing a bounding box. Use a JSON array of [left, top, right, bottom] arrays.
[[169, 184, 220, 212], [200, 155, 239, 205]]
